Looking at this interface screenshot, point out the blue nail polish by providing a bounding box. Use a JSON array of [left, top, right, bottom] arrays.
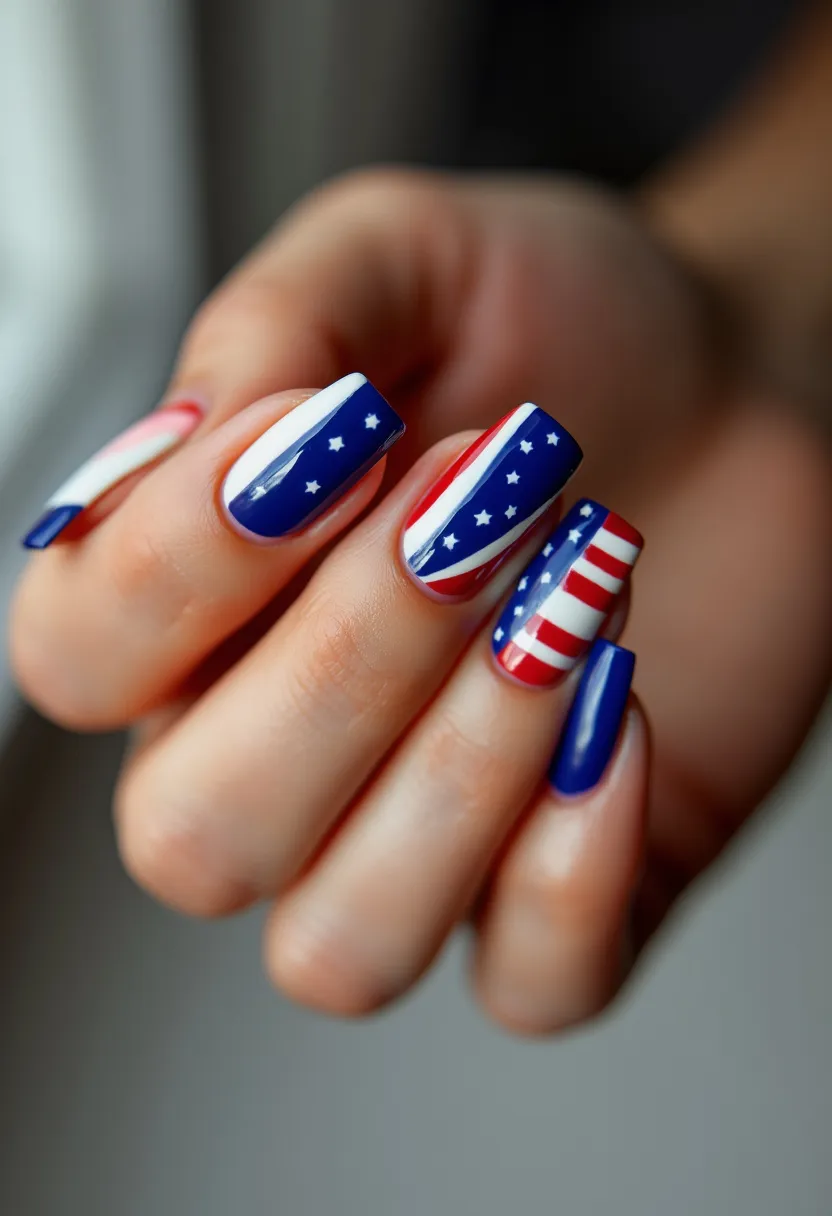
[[401, 403, 582, 600], [221, 373, 405, 540], [549, 640, 635, 795]]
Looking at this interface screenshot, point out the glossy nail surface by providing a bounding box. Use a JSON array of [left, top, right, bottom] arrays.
[[492, 499, 642, 687], [221, 373, 404, 541], [401, 403, 582, 600], [22, 402, 203, 549], [549, 640, 635, 794]]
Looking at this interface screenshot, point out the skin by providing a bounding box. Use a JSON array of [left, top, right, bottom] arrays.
[[9, 9, 832, 1034]]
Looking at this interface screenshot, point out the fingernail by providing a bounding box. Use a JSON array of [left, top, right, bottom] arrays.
[[221, 373, 404, 541], [492, 499, 642, 687], [22, 401, 204, 549], [401, 403, 582, 600], [549, 640, 635, 794]]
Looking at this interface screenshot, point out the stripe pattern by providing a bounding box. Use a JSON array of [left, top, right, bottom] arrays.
[[22, 401, 203, 550], [221, 373, 404, 541], [401, 403, 582, 600], [492, 499, 643, 687]]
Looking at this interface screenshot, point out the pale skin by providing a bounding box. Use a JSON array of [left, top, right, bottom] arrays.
[[9, 6, 832, 1033]]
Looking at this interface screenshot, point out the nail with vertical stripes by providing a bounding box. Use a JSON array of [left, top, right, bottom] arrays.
[[492, 499, 643, 687], [21, 401, 204, 550], [221, 373, 405, 542], [549, 640, 636, 794], [401, 403, 583, 600]]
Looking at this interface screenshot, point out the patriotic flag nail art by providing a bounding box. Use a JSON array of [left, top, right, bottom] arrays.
[[221, 373, 404, 541], [22, 401, 203, 550], [401, 403, 582, 600], [492, 499, 643, 687]]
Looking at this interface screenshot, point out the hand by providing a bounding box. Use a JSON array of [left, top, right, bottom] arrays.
[[10, 170, 832, 1033]]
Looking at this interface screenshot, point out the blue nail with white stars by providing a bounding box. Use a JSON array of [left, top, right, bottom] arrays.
[[221, 373, 405, 540]]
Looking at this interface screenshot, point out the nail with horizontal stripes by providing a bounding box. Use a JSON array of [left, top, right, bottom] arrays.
[[549, 640, 635, 794], [221, 373, 405, 541], [401, 403, 582, 600], [492, 499, 643, 687], [22, 401, 204, 549]]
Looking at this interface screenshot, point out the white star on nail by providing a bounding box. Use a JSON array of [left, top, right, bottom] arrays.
[[305, 480, 321, 494], [364, 414, 380, 429], [494, 627, 504, 642], [543, 543, 553, 556], [568, 529, 582, 544], [443, 533, 458, 549], [518, 577, 528, 591], [506, 471, 520, 484], [251, 485, 267, 499], [520, 439, 533, 454], [505, 505, 517, 519], [580, 504, 593, 517], [475, 509, 492, 526], [513, 605, 524, 617], [329, 436, 345, 451], [547, 432, 559, 446], [541, 572, 552, 584]]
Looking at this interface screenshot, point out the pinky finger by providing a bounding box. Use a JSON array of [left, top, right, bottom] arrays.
[[473, 642, 649, 1036]]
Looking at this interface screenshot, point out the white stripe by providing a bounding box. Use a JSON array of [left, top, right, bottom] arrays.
[[536, 586, 606, 640], [402, 403, 538, 560], [46, 431, 181, 508], [591, 527, 639, 565], [221, 372, 366, 505], [512, 629, 575, 670], [572, 555, 624, 594], [420, 497, 554, 583]]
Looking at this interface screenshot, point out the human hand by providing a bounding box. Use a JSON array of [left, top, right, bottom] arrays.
[[11, 171, 832, 1032]]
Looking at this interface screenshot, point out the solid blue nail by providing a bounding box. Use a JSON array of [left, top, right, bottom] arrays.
[[549, 640, 635, 795]]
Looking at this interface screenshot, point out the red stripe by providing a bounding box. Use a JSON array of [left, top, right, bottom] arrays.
[[417, 551, 505, 600], [584, 542, 631, 580], [601, 512, 643, 549], [563, 569, 614, 613], [405, 407, 523, 528], [526, 615, 586, 658], [496, 642, 569, 688]]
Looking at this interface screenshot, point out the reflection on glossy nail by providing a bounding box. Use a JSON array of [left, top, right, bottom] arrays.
[[549, 640, 635, 794]]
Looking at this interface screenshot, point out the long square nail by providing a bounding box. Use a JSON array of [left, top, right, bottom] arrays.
[[401, 403, 582, 600], [492, 499, 643, 687], [549, 640, 635, 794], [21, 402, 203, 549], [221, 373, 404, 541]]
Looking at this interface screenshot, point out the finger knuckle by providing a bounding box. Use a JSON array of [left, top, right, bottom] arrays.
[[115, 761, 256, 918], [284, 592, 397, 731], [267, 906, 393, 1016]]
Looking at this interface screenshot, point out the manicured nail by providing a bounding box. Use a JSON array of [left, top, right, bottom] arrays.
[[22, 401, 204, 549], [221, 373, 404, 541], [549, 640, 635, 794], [492, 499, 642, 687], [401, 403, 582, 600]]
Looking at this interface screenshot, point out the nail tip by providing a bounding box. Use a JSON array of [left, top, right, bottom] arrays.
[[21, 504, 83, 550]]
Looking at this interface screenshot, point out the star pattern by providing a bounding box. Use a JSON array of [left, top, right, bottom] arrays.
[[513, 605, 524, 617], [568, 528, 582, 544], [364, 414, 380, 429], [443, 533, 458, 549], [475, 509, 492, 526], [329, 436, 345, 451], [494, 627, 504, 642], [306, 480, 321, 495], [541, 571, 552, 584], [580, 504, 593, 517], [547, 432, 559, 446], [505, 505, 517, 519], [520, 440, 533, 454], [506, 471, 520, 485], [518, 577, 528, 591], [543, 543, 553, 557]]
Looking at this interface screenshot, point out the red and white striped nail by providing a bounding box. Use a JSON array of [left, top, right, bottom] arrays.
[[492, 498, 643, 687]]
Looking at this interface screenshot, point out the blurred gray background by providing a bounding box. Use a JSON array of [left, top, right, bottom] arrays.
[[0, 2, 829, 1213]]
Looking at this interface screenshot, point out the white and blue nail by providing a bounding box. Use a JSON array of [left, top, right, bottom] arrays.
[[221, 373, 405, 541]]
